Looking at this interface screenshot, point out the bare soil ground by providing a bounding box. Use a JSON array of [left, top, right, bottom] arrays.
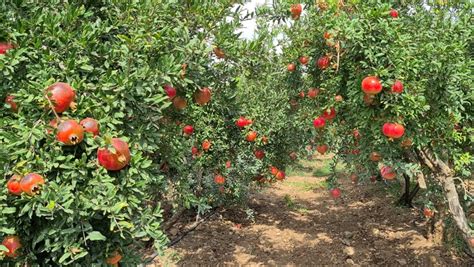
[[153, 156, 471, 266]]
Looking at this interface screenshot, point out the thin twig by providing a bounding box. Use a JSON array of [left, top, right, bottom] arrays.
[[45, 94, 61, 123]]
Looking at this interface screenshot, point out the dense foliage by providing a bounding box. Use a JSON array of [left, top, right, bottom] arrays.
[[1, 0, 472, 264]]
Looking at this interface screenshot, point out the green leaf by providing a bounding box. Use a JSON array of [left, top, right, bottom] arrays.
[[87, 231, 106, 241]]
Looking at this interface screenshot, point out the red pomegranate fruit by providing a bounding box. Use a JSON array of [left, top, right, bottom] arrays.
[[254, 150, 265, 160], [20, 173, 45, 196], [46, 82, 76, 113], [7, 175, 22, 196], [322, 107, 336, 120], [299, 56, 309, 65], [380, 166, 396, 180], [290, 4, 302, 19], [313, 116, 326, 128], [163, 84, 176, 99], [5, 95, 18, 112], [183, 125, 194, 136], [56, 120, 84, 145], [390, 9, 399, 18], [246, 131, 258, 142], [391, 80, 404, 93], [330, 188, 341, 199], [382, 122, 405, 139], [316, 144, 328, 155], [2, 235, 21, 258], [97, 138, 131, 171], [194, 87, 212, 106], [0, 43, 14, 55], [317, 56, 330, 70], [80, 118, 100, 136], [361, 76, 382, 95], [287, 63, 296, 72], [214, 175, 225, 185]]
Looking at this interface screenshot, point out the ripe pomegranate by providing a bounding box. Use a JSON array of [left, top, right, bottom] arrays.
[[324, 31, 332, 39], [46, 82, 76, 113], [183, 125, 194, 136], [246, 131, 257, 142], [322, 107, 336, 120], [290, 4, 302, 19], [334, 95, 343, 102], [307, 88, 320, 99], [106, 250, 122, 265], [391, 80, 404, 93], [382, 122, 405, 139], [390, 9, 399, 18], [287, 63, 296, 72], [317, 56, 330, 70], [313, 116, 326, 128], [353, 129, 361, 139], [7, 175, 22, 196], [369, 152, 382, 162], [275, 171, 285, 181], [235, 116, 252, 128], [214, 47, 225, 59], [80, 118, 100, 136], [56, 120, 84, 146], [191, 146, 199, 156], [299, 56, 309, 65], [172, 96, 187, 110], [0, 43, 14, 55], [298, 91, 305, 98], [97, 138, 131, 171], [380, 166, 396, 180], [270, 166, 279, 176], [423, 207, 434, 218], [214, 174, 225, 185], [163, 84, 176, 99], [361, 76, 382, 95], [225, 161, 231, 168], [202, 140, 211, 151], [5, 95, 18, 112], [20, 173, 45, 196], [194, 87, 212, 106], [329, 188, 341, 199], [316, 144, 328, 155], [1, 235, 21, 258], [255, 150, 265, 160]]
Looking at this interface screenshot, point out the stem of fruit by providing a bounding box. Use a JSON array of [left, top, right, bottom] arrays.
[[45, 95, 61, 123]]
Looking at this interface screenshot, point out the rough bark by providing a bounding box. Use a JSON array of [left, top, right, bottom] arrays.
[[416, 148, 473, 253]]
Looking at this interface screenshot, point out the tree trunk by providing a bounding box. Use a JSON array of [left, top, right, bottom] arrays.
[[417, 149, 473, 253]]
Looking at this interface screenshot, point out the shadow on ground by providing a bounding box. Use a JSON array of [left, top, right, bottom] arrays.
[[155, 156, 470, 266]]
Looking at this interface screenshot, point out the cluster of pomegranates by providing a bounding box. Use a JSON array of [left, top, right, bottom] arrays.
[[7, 173, 45, 196], [44, 82, 131, 171], [163, 84, 212, 110]]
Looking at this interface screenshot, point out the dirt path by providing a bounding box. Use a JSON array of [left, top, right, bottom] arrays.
[[156, 156, 469, 266]]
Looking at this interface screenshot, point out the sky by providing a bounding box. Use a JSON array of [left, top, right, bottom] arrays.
[[237, 0, 269, 40]]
